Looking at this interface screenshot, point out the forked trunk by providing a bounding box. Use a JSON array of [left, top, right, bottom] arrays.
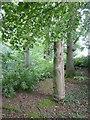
[[53, 41, 65, 100]]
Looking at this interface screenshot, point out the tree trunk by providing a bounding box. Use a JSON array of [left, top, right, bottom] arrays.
[[24, 45, 30, 68], [66, 33, 75, 77], [53, 41, 65, 100], [0, 40, 2, 119]]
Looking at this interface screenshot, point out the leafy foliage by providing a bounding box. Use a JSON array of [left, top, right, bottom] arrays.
[[74, 76, 87, 81], [2, 2, 88, 50], [74, 56, 88, 68], [2, 45, 53, 97]]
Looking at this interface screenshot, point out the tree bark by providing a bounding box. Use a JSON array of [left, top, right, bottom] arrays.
[[24, 45, 30, 68], [66, 33, 75, 77], [53, 41, 65, 100]]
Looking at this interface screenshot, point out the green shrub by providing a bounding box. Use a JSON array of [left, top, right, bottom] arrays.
[[3, 85, 15, 98], [2, 46, 53, 97], [2, 66, 38, 97], [31, 59, 53, 80], [2, 58, 53, 97], [74, 76, 88, 81], [74, 56, 88, 68]]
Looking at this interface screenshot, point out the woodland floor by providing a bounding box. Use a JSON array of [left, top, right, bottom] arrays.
[[2, 68, 89, 118]]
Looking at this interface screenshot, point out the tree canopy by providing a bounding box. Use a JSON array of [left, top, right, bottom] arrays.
[[2, 2, 89, 50]]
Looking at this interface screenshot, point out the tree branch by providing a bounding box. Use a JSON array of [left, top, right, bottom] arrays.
[[73, 36, 80, 44]]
